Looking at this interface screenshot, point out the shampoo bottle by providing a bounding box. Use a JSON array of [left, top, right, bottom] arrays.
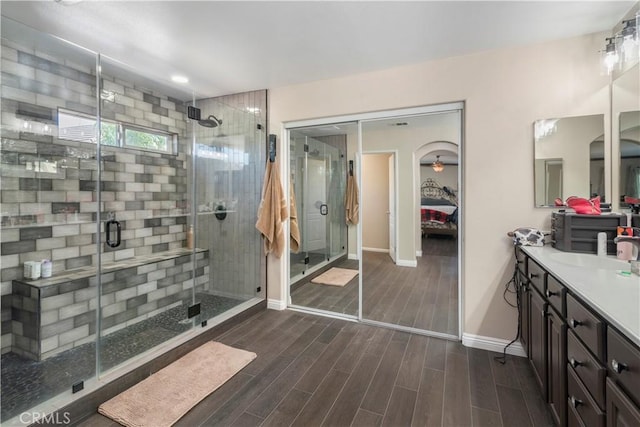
[[186, 225, 194, 249]]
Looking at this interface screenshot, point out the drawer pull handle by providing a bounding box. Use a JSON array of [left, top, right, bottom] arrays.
[[530, 273, 539, 279], [569, 318, 582, 328], [611, 359, 628, 374], [570, 396, 582, 408], [546, 290, 557, 298], [569, 358, 582, 368]]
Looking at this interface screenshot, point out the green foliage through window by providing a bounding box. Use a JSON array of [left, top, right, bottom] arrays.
[[58, 109, 173, 153], [125, 128, 168, 151]]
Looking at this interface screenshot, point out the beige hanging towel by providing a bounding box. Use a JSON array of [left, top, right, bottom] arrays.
[[345, 174, 359, 225], [289, 178, 301, 253], [256, 160, 287, 257]]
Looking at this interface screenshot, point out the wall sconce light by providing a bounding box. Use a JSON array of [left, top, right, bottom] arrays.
[[602, 12, 639, 75], [432, 155, 444, 172], [620, 17, 639, 62]]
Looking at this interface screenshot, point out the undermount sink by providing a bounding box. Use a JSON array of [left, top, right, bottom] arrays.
[[549, 252, 630, 271]]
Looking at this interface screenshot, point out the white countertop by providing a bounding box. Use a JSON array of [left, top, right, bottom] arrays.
[[521, 245, 640, 348]]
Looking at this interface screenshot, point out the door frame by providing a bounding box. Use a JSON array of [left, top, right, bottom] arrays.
[[281, 101, 464, 340]]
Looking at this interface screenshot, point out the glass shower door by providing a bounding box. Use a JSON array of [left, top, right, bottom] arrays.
[[290, 134, 331, 279], [303, 137, 332, 271], [96, 56, 196, 373]]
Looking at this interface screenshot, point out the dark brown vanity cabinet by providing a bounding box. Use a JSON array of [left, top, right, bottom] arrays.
[[525, 256, 566, 424], [517, 248, 640, 427], [516, 249, 530, 358], [548, 304, 568, 427], [530, 286, 548, 399]]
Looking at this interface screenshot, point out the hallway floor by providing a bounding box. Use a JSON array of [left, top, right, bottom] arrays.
[[82, 309, 554, 427]]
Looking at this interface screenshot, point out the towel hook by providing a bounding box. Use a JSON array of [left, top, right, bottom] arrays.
[[268, 134, 276, 163], [348, 160, 353, 176]]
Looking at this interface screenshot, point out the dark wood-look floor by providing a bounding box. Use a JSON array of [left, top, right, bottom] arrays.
[[81, 309, 554, 427], [291, 236, 458, 335]]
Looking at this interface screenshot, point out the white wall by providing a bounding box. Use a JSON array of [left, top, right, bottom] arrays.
[[420, 164, 458, 192], [362, 153, 390, 251], [268, 31, 610, 342]]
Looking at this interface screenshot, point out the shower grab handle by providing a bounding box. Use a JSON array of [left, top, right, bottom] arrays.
[[106, 219, 121, 248]]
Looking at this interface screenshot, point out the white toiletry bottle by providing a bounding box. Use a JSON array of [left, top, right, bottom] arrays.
[[597, 232, 607, 257], [41, 259, 52, 278]]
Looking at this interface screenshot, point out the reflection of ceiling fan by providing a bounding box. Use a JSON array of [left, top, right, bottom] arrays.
[[419, 152, 458, 165]]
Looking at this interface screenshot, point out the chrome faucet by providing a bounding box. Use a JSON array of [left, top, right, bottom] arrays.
[[613, 227, 640, 261]]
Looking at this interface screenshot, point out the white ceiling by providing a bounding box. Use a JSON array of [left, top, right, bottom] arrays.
[[0, 1, 636, 98]]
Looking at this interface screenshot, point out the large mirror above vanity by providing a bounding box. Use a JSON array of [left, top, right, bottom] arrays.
[[534, 63, 639, 209], [534, 114, 605, 207]]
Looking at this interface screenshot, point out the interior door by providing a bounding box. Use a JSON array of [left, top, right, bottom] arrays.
[[388, 154, 396, 263]]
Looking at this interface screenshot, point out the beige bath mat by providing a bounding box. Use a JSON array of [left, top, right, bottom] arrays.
[[311, 267, 359, 287], [98, 341, 256, 427]]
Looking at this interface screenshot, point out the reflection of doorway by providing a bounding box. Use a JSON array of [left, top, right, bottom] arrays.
[[361, 111, 461, 339], [361, 152, 397, 264]]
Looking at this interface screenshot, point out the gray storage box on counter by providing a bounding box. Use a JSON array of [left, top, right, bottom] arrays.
[[551, 212, 627, 254]]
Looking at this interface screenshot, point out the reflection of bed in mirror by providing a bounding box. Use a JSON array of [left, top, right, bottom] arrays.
[[420, 178, 458, 238]]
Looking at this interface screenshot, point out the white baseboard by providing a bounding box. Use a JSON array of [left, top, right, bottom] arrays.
[[396, 259, 417, 267], [267, 298, 286, 311], [362, 247, 389, 253], [348, 253, 359, 260], [416, 250, 422, 257], [462, 333, 526, 357]]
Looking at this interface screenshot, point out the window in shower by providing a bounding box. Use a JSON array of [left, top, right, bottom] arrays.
[[58, 109, 176, 153], [58, 109, 118, 145]]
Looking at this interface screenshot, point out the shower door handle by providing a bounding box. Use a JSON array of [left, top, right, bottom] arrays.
[[106, 219, 121, 248]]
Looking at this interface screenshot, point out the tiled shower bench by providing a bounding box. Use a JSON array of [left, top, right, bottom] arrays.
[[11, 248, 209, 360]]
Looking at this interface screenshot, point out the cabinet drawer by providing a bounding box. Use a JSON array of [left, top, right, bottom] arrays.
[[606, 377, 640, 427], [608, 328, 640, 407], [568, 401, 586, 427], [527, 259, 545, 294], [546, 274, 566, 317], [568, 367, 605, 427], [567, 294, 605, 362], [567, 330, 606, 410]]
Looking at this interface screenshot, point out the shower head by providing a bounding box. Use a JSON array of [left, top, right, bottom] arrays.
[[198, 115, 222, 128]]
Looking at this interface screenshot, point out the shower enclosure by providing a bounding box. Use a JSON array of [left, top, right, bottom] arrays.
[[0, 18, 266, 423]]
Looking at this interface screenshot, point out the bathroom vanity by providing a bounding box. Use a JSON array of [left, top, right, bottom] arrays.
[[516, 245, 640, 427]]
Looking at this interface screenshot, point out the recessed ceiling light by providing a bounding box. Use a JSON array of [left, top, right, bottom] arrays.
[[171, 75, 189, 84], [54, 0, 84, 5]]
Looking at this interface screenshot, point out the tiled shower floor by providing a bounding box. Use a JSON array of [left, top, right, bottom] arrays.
[[0, 293, 243, 422]]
